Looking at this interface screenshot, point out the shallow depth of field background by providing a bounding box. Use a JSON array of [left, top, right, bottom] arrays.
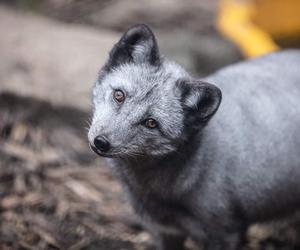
[[0, 1, 300, 249]]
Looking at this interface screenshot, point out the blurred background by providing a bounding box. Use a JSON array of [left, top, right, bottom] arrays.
[[0, 0, 300, 249]]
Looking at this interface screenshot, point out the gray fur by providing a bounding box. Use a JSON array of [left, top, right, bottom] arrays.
[[88, 24, 300, 250]]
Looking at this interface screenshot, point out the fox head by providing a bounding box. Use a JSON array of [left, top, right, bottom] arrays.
[[88, 24, 221, 158]]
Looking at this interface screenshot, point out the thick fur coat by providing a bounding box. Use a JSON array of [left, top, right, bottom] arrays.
[[88, 24, 300, 250]]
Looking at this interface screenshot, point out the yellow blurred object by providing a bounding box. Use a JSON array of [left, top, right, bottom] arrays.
[[218, 0, 300, 58]]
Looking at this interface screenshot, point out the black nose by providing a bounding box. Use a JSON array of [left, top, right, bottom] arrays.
[[94, 136, 110, 152]]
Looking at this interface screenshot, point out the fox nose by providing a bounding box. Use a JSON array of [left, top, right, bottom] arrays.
[[94, 136, 110, 152]]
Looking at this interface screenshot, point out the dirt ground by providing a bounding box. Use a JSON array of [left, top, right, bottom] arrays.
[[1, 1, 300, 249]]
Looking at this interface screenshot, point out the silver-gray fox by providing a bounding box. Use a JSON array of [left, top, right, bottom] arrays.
[[88, 24, 300, 250]]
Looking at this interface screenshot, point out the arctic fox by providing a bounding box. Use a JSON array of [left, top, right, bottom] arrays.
[[88, 24, 300, 250]]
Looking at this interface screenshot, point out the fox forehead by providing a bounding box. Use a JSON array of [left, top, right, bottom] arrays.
[[97, 60, 189, 95], [101, 63, 165, 95]]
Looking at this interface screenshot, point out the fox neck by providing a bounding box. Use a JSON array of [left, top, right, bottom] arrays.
[[108, 132, 208, 199]]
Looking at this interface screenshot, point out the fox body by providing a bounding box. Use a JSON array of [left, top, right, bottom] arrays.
[[88, 24, 300, 250]]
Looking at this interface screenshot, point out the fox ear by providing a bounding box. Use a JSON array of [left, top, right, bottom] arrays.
[[178, 79, 222, 123], [105, 24, 160, 70]]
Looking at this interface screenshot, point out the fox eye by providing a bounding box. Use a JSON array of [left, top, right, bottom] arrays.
[[145, 118, 158, 129], [113, 89, 125, 103]]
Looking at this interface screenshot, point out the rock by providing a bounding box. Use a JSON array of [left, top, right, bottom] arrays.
[[0, 6, 120, 110]]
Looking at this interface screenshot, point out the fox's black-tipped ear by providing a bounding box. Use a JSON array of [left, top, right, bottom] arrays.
[[105, 24, 160, 70], [178, 79, 222, 123]]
